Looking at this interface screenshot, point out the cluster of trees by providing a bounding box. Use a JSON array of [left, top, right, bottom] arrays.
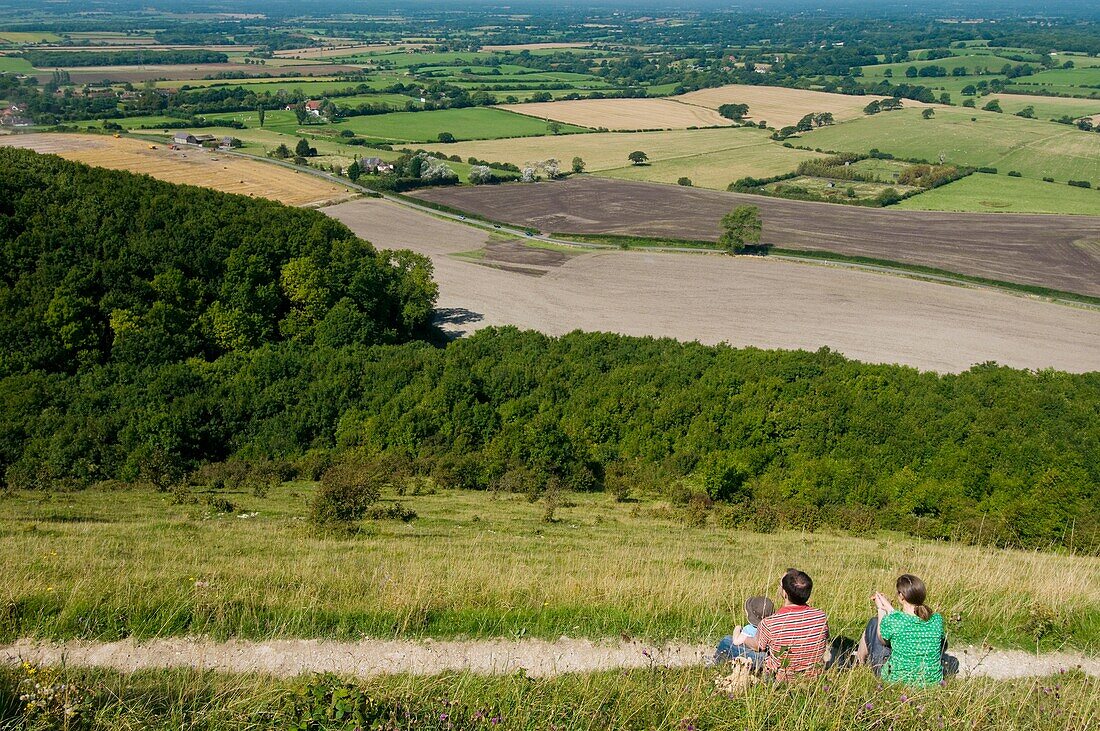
[[22, 50, 228, 67], [863, 98, 905, 115], [0, 147, 437, 379]]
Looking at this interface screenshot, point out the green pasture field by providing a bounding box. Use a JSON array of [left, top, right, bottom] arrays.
[[334, 107, 590, 142], [802, 106, 1100, 184], [332, 92, 421, 108], [911, 76, 1007, 99], [0, 484, 1095, 651], [894, 173, 1100, 215], [1011, 67, 1100, 87], [0, 54, 34, 73], [1050, 53, 1100, 68], [351, 50, 503, 67], [0, 664, 1095, 731], [860, 54, 1024, 80], [0, 31, 60, 43], [159, 78, 402, 96], [980, 93, 1100, 120], [1005, 82, 1100, 99]]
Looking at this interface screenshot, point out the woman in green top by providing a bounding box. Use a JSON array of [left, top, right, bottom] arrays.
[[854, 574, 946, 686]]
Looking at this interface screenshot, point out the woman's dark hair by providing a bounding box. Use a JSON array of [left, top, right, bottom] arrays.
[[897, 574, 933, 620]]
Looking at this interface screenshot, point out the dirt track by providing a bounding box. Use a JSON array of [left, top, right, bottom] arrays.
[[410, 177, 1100, 297], [325, 199, 1100, 373], [3, 638, 1095, 680]]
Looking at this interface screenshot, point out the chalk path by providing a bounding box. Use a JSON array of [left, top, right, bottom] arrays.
[[3, 638, 1096, 680]]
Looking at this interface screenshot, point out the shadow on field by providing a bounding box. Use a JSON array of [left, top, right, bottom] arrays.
[[433, 307, 485, 340]]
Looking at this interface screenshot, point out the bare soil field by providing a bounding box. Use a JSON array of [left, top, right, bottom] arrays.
[[30, 64, 359, 84], [4, 637, 1095, 681], [0, 133, 355, 207], [325, 199, 1100, 372], [411, 177, 1100, 297], [500, 98, 733, 130], [676, 84, 934, 128]]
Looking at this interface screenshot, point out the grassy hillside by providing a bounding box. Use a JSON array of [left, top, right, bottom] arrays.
[[2, 485, 1097, 650], [334, 107, 590, 142]]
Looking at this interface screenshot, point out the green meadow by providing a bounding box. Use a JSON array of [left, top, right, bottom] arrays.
[[803, 106, 1100, 184], [895, 173, 1100, 215]]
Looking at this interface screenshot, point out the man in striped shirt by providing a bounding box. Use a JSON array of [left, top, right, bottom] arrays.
[[742, 568, 829, 680]]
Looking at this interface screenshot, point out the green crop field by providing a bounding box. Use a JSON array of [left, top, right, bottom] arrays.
[[895, 173, 1100, 215], [334, 106, 590, 142], [803, 107, 1100, 184], [73, 115, 190, 130], [0, 31, 61, 43]]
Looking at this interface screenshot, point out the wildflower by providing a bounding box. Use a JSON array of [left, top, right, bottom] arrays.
[[900, 694, 908, 702], [440, 713, 449, 722], [490, 716, 501, 725], [865, 703, 874, 710]]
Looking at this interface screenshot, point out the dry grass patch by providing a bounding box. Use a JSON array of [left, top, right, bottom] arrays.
[[677, 84, 933, 128], [500, 98, 733, 130], [0, 133, 355, 207]]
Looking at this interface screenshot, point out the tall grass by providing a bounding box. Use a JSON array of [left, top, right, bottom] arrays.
[[0, 485, 1096, 650], [0, 664, 1096, 730]]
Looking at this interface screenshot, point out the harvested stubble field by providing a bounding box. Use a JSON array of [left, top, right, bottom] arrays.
[[420, 127, 820, 189], [674, 84, 934, 128], [500, 98, 734, 130], [326, 199, 1100, 373], [0, 133, 355, 207], [410, 177, 1100, 298]]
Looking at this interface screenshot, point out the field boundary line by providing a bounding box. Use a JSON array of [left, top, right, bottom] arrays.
[[2, 638, 1096, 680]]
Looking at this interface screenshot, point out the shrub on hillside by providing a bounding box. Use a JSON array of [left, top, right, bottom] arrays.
[[308, 458, 386, 530]]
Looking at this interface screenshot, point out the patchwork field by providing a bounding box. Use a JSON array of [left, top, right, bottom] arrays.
[[420, 126, 820, 189], [500, 98, 734, 130], [675, 84, 934, 128], [30, 64, 356, 85], [411, 177, 1100, 297], [804, 107, 1100, 184], [896, 173, 1100, 215], [329, 198, 1100, 373], [0, 133, 355, 206], [335, 106, 590, 142]]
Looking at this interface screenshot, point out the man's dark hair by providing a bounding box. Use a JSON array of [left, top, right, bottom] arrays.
[[782, 568, 813, 605]]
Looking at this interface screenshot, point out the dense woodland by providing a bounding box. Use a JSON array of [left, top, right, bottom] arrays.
[[0, 150, 1096, 552]]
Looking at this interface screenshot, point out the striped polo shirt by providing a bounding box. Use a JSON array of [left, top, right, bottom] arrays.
[[756, 604, 830, 680]]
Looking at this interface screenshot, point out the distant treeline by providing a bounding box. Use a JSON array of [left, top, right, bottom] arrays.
[[1, 149, 1097, 553], [22, 50, 229, 67]]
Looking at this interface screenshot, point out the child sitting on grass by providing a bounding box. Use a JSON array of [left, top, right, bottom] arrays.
[[714, 596, 775, 670]]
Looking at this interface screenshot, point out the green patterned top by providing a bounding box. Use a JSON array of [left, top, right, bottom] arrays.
[[880, 611, 944, 686]]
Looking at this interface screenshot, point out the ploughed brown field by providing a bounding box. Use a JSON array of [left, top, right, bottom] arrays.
[[411, 177, 1100, 298]]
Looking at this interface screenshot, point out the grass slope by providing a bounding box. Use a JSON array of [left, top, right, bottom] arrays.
[[1, 485, 1096, 650]]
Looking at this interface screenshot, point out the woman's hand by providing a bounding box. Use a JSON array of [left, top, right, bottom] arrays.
[[873, 592, 894, 615]]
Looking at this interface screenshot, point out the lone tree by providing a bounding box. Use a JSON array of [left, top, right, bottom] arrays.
[[922, 108, 935, 119], [548, 121, 563, 135], [628, 150, 648, 166], [571, 156, 585, 174], [257, 106, 266, 128], [718, 205, 762, 254], [437, 131, 456, 143], [346, 160, 362, 181]]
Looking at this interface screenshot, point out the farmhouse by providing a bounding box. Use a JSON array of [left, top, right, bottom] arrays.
[[361, 156, 395, 174], [0, 105, 31, 127], [173, 132, 216, 146]]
